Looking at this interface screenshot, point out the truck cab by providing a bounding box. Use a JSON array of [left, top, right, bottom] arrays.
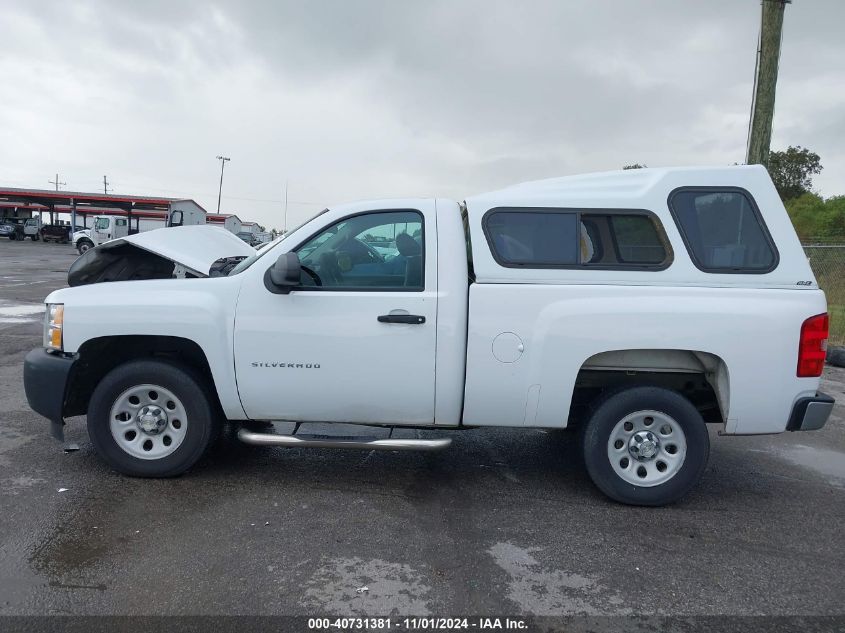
[[23, 217, 42, 240], [72, 215, 130, 254], [92, 215, 130, 242], [22, 166, 835, 506]]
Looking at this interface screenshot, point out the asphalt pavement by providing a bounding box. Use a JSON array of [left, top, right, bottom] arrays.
[[1, 239, 843, 626]]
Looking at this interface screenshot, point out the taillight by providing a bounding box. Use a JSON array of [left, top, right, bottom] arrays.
[[797, 313, 828, 377]]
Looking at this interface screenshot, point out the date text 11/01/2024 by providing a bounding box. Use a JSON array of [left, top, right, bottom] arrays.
[[307, 617, 528, 630]]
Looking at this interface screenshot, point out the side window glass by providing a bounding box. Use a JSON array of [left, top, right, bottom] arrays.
[[295, 210, 424, 290], [484, 209, 670, 268], [609, 215, 667, 264], [580, 213, 669, 265], [485, 211, 578, 265], [669, 190, 777, 272]]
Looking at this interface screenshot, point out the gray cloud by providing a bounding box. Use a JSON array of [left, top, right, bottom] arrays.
[[1, 0, 843, 229]]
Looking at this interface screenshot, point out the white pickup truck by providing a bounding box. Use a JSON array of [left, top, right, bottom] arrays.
[[23, 166, 834, 506]]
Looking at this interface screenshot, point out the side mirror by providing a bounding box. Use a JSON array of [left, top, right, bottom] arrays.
[[264, 252, 302, 294]]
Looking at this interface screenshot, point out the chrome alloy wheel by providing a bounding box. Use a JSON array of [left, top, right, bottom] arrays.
[[109, 384, 188, 460], [607, 410, 687, 487]]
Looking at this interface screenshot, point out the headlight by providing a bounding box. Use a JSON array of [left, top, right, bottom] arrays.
[[44, 304, 64, 351]]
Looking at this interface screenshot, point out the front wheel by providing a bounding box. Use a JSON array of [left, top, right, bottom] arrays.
[[77, 239, 93, 254], [31, 233, 39, 241], [87, 360, 218, 477], [8, 233, 16, 241], [582, 386, 710, 506]]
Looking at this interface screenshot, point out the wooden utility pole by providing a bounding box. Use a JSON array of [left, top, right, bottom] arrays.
[[283, 180, 288, 233], [747, 0, 790, 167], [48, 173, 66, 191], [216, 155, 230, 213]]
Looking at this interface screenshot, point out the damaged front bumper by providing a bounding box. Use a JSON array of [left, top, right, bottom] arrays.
[[23, 347, 77, 441]]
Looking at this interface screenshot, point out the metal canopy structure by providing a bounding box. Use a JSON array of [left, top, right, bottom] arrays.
[[0, 187, 196, 229]]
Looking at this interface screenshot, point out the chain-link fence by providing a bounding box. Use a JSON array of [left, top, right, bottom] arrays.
[[804, 244, 845, 346]]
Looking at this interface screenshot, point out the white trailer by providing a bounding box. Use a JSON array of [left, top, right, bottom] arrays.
[[205, 213, 242, 235], [167, 200, 207, 228], [73, 201, 208, 254], [240, 221, 261, 235], [222, 215, 241, 234]]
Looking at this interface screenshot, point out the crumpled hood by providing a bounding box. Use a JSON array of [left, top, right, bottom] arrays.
[[68, 225, 255, 287]]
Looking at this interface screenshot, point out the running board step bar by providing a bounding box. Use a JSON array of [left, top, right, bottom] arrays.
[[237, 429, 452, 452]]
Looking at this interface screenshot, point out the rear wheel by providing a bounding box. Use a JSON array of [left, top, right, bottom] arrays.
[[31, 233, 39, 241], [8, 233, 16, 240], [581, 386, 709, 506], [87, 360, 218, 477]]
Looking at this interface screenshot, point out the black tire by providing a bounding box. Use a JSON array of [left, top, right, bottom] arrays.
[[87, 359, 218, 477], [8, 233, 16, 241], [582, 386, 710, 506], [77, 239, 93, 254], [31, 233, 39, 241]]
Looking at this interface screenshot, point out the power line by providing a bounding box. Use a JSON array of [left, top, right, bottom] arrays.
[[103, 175, 112, 195], [105, 181, 318, 205], [745, 8, 763, 161], [24, 174, 319, 207]]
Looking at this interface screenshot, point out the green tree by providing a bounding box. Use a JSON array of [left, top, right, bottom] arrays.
[[785, 193, 845, 242], [622, 164, 647, 170], [821, 196, 845, 240], [767, 146, 823, 201], [784, 193, 825, 241]]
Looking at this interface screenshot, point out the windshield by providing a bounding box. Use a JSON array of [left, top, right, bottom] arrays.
[[227, 208, 329, 276], [94, 218, 110, 230]]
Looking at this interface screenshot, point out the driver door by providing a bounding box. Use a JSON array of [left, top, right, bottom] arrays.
[[233, 204, 437, 425]]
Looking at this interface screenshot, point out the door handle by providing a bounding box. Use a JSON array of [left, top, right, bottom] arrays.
[[378, 314, 426, 324]]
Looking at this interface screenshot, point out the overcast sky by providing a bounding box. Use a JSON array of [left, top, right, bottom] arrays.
[[1, 0, 843, 230]]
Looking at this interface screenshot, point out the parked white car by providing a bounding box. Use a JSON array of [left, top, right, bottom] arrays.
[[24, 166, 834, 505]]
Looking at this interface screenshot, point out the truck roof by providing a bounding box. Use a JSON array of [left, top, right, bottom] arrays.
[[467, 165, 768, 206]]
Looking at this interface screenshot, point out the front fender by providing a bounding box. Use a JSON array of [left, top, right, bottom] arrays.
[[54, 276, 247, 420]]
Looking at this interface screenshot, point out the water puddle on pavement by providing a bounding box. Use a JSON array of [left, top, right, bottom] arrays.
[[777, 444, 845, 488], [299, 556, 433, 615], [0, 302, 44, 324], [487, 542, 630, 616]]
